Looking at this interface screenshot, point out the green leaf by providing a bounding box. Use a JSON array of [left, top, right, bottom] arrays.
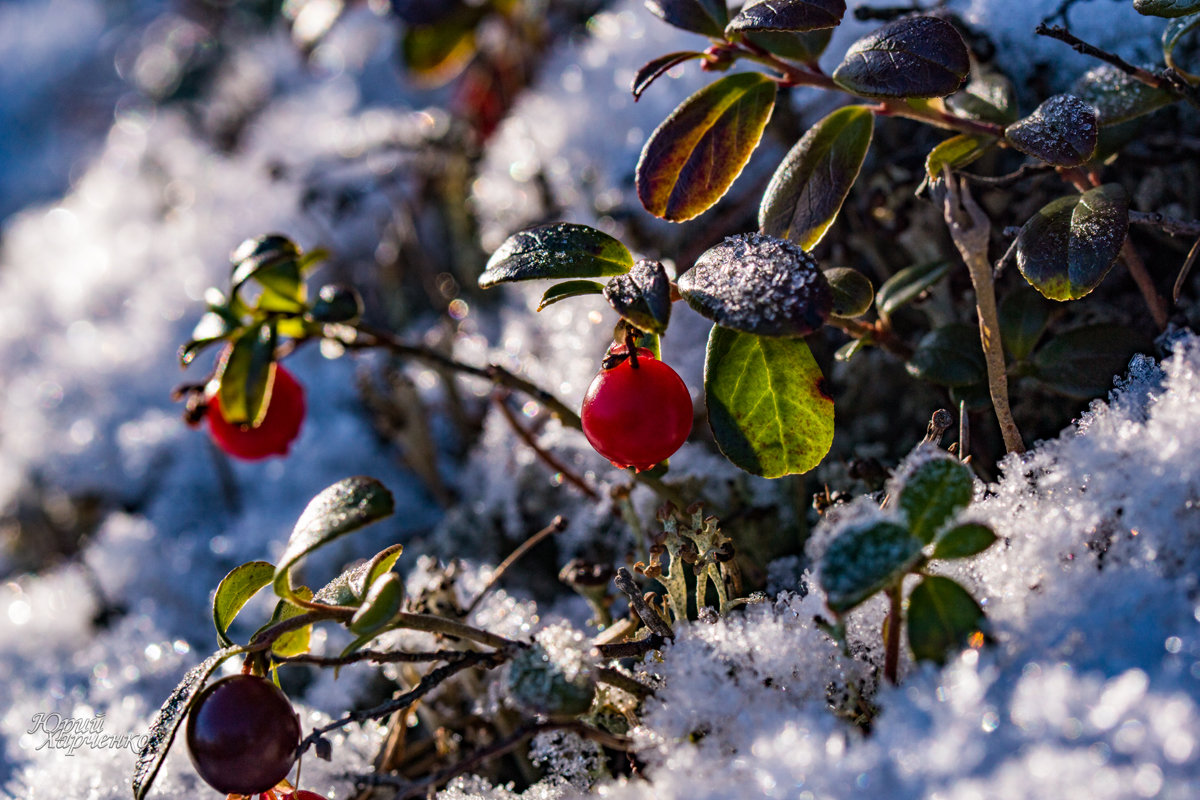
[[824, 267, 874, 318], [819, 520, 924, 614], [1135, 0, 1200, 17], [832, 16, 970, 99], [362, 543, 406, 600], [704, 326, 834, 477], [899, 455, 974, 544], [216, 324, 278, 427], [645, 0, 728, 37], [906, 324, 987, 387], [637, 72, 777, 221], [745, 29, 833, 63], [907, 576, 986, 664], [1164, 14, 1200, 64], [945, 70, 1018, 124], [230, 235, 306, 313], [1032, 324, 1149, 399], [632, 51, 705, 101], [273, 477, 396, 602], [924, 133, 995, 181], [479, 223, 634, 288], [1004, 94, 1098, 167], [726, 0, 845, 34], [759, 105, 874, 249], [932, 522, 998, 559], [179, 310, 239, 367], [349, 572, 406, 634], [679, 233, 832, 336], [603, 259, 673, 334], [998, 287, 1051, 361], [267, 587, 314, 657], [212, 561, 275, 648], [1072, 65, 1175, 126], [132, 645, 245, 800], [537, 280, 606, 311], [1016, 184, 1130, 301], [401, 12, 480, 86], [876, 260, 950, 317]]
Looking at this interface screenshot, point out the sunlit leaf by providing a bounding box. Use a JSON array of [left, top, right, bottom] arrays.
[[832, 16, 970, 99], [1016, 184, 1129, 301], [1164, 14, 1200, 64], [479, 223, 634, 288], [212, 561, 275, 648], [216, 324, 278, 427], [537, 280, 606, 311], [349, 572, 406, 634], [924, 133, 995, 181], [633, 51, 705, 101]]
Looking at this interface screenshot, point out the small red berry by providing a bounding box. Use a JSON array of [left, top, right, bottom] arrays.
[[207, 365, 306, 460], [185, 674, 301, 796], [581, 347, 692, 471]]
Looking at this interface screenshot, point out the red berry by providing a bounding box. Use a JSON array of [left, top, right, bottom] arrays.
[[185, 674, 301, 795], [581, 347, 692, 471], [207, 365, 306, 460]]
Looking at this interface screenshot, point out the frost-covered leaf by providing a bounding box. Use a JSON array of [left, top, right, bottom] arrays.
[[1135, 0, 1200, 17], [832, 16, 970, 99], [603, 259, 673, 334], [637, 73, 777, 221], [876, 260, 949, 317], [507, 639, 597, 719], [479, 224, 634, 288], [999, 287, 1051, 361], [825, 267, 874, 317], [1016, 184, 1129, 301], [945, 70, 1018, 124], [759, 105, 874, 250], [274, 477, 396, 601], [745, 28, 833, 63], [632, 51, 705, 101], [216, 324, 277, 427], [537, 280, 606, 311], [212, 561, 275, 648], [678, 233, 832, 336], [1164, 14, 1200, 63], [900, 456, 975, 544], [819, 521, 923, 614], [1004, 94, 1098, 167], [132, 646, 244, 800], [932, 522, 998, 559], [924, 133, 995, 181], [1032, 324, 1149, 399], [726, 0, 845, 34], [1072, 65, 1174, 125], [907, 575, 985, 664], [906, 324, 987, 387], [349, 572, 405, 634], [705, 326, 834, 477], [645, 0, 728, 37]]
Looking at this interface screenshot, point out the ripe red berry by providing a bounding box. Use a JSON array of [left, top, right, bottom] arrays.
[[185, 674, 301, 795], [207, 365, 306, 460], [581, 347, 692, 471]]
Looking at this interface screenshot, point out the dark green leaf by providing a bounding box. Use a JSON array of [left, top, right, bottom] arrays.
[[704, 326, 834, 477], [230, 235, 305, 313], [932, 522, 998, 559], [216, 324, 278, 426], [633, 51, 705, 101], [1164, 14, 1200, 63], [679, 233, 832, 336], [726, 0, 845, 34], [349, 572, 406, 634], [132, 646, 244, 800], [998, 287, 1050, 361], [899, 455, 974, 544], [180, 310, 238, 367], [832, 16, 970, 99], [603, 259, 673, 334], [907, 575, 986, 664], [945, 70, 1018, 124], [1032, 324, 1149, 399], [479, 223, 634, 288], [1016, 184, 1130, 301], [819, 521, 924, 613], [759, 105, 874, 249], [924, 133, 995, 181], [310, 284, 363, 323], [212, 561, 275, 648], [637, 72, 777, 221], [949, 382, 992, 414], [645, 0, 728, 37], [274, 477, 396, 601], [745, 29, 833, 63], [876, 260, 949, 317], [537, 280, 606, 311], [1135, 0, 1200, 17], [1004, 94, 1098, 167], [1072, 65, 1174, 125], [907, 324, 987, 387], [824, 267, 874, 317]]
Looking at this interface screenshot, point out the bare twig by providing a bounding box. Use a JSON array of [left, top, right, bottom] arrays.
[[274, 649, 478, 668], [825, 316, 914, 361], [960, 163, 1055, 188], [494, 392, 599, 500], [465, 515, 569, 617], [1173, 237, 1200, 303], [614, 568, 674, 641], [883, 584, 903, 685], [595, 666, 656, 698], [594, 633, 665, 659], [1120, 238, 1170, 331], [1130, 211, 1200, 239]]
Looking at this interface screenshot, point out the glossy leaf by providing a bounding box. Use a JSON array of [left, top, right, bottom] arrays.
[[230, 234, 305, 313], [819, 520, 923, 614], [216, 324, 277, 427], [362, 543, 406, 600], [603, 259, 673, 334], [645, 0, 728, 37], [679, 233, 832, 336], [759, 105, 874, 249], [876, 260, 949, 317], [637, 72, 777, 221], [274, 477, 396, 601], [310, 284, 364, 324], [998, 287, 1051, 361], [945, 70, 1018, 124], [907, 324, 987, 387], [825, 267, 874, 318], [704, 326, 834, 477], [925, 134, 995, 181], [179, 310, 239, 367], [907, 576, 986, 664], [745, 29, 833, 63], [537, 280, 606, 311], [832, 16, 970, 99], [933, 522, 998, 560], [899, 455, 974, 544], [479, 223, 634, 288], [1135, 0, 1200, 16], [132, 646, 244, 800], [349, 572, 406, 634], [267, 587, 314, 657], [1072, 65, 1174, 126], [1032, 324, 1149, 399], [1164, 14, 1200, 64], [1016, 184, 1130, 301], [633, 51, 705, 101], [726, 0, 845, 34], [1004, 94, 1098, 167], [212, 561, 275, 648]]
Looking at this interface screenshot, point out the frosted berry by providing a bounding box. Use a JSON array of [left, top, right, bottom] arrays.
[[581, 347, 692, 471], [185, 674, 301, 795], [207, 365, 306, 460]]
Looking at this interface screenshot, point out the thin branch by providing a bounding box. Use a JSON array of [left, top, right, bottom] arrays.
[[960, 163, 1055, 188], [465, 515, 569, 617], [494, 391, 599, 501], [1173, 237, 1200, 304], [274, 649, 478, 668], [614, 568, 674, 641], [594, 633, 664, 659], [595, 666, 656, 698], [1120, 238, 1170, 331], [883, 584, 903, 685], [825, 316, 914, 361], [389, 612, 518, 651], [1130, 211, 1200, 239]]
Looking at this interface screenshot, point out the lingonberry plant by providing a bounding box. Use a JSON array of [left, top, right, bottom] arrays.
[[205, 362, 307, 460]]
